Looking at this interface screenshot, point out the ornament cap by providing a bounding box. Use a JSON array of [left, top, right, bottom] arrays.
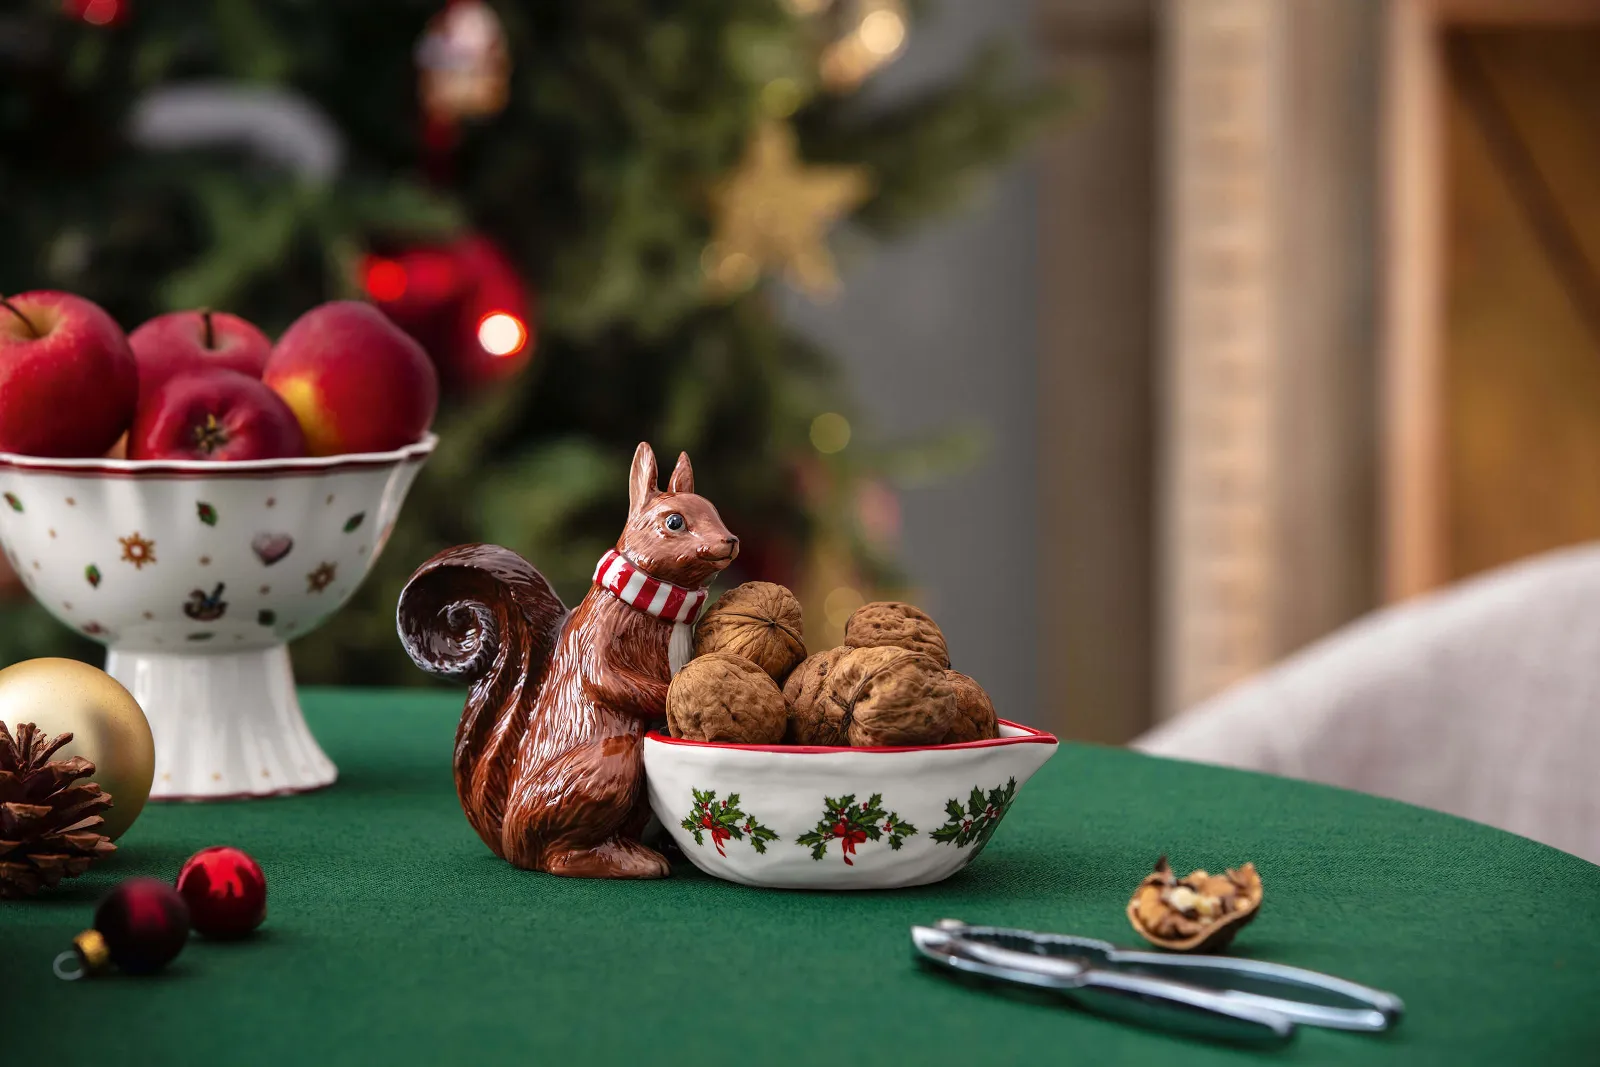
[[72, 928, 111, 974]]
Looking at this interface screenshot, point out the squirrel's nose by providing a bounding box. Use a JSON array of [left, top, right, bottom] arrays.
[[724, 535, 740, 558]]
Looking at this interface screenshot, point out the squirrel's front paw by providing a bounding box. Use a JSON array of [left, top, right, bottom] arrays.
[[543, 837, 670, 879]]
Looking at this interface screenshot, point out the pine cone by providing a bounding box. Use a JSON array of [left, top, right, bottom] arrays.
[[0, 722, 116, 899]]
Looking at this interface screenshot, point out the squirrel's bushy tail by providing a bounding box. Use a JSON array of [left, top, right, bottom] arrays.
[[397, 543, 567, 855]]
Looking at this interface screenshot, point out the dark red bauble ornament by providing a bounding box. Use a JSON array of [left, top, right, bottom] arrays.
[[176, 845, 267, 939], [88, 877, 190, 975], [63, 0, 130, 28], [360, 233, 536, 392]]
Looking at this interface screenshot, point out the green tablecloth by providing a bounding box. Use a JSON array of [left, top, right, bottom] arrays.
[[6, 688, 1599, 1065]]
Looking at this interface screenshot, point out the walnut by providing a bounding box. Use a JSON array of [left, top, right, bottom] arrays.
[[665, 652, 787, 744], [694, 582, 807, 682], [1127, 856, 1263, 952], [783, 646, 848, 744], [843, 601, 950, 668], [941, 671, 999, 743], [819, 645, 956, 747]]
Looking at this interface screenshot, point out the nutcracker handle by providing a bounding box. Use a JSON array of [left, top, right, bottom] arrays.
[[1095, 949, 1401, 1031], [1070, 967, 1296, 1046], [952, 938, 1295, 1047], [913, 927, 1294, 1047]]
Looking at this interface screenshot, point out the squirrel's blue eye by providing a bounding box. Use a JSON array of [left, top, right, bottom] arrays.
[[665, 513, 685, 531]]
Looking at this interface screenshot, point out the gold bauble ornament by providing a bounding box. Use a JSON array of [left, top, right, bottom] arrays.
[[703, 121, 872, 299], [0, 658, 153, 840]]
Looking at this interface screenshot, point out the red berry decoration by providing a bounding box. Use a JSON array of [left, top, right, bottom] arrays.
[[71, 877, 190, 976], [176, 846, 267, 939]]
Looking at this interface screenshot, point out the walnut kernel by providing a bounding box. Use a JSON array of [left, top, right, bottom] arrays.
[[1126, 856, 1263, 952]]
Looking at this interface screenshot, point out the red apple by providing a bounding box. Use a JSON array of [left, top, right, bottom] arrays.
[[129, 370, 306, 462], [0, 291, 137, 457], [263, 300, 438, 456], [128, 309, 272, 407]]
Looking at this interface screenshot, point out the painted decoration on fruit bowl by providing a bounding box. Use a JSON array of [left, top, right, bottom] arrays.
[[642, 720, 1057, 889], [0, 436, 435, 799]]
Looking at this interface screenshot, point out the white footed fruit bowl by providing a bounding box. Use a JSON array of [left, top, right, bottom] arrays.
[[643, 720, 1058, 889], [0, 435, 434, 800]]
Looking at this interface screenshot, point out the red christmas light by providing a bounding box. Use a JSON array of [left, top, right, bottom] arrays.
[[362, 257, 408, 303]]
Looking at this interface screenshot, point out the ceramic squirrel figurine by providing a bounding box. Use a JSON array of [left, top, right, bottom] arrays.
[[396, 443, 739, 877]]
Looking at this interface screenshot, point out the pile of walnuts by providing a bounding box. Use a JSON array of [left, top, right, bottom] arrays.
[[664, 582, 999, 747]]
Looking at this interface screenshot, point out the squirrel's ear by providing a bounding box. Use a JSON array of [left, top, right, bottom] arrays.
[[628, 442, 659, 515], [668, 452, 694, 495]]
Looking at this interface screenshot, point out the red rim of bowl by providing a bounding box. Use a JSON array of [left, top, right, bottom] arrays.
[[0, 433, 437, 478], [645, 718, 1057, 754]]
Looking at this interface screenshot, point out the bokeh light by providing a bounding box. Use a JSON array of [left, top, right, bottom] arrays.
[[362, 257, 408, 302], [810, 412, 851, 454], [477, 311, 527, 357], [855, 480, 901, 544], [761, 78, 804, 119], [824, 586, 865, 629], [859, 10, 906, 57], [703, 244, 760, 293]]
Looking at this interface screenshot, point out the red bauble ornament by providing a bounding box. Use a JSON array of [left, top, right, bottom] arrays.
[[82, 877, 190, 975], [360, 234, 535, 392], [176, 845, 267, 939], [63, 0, 128, 27]]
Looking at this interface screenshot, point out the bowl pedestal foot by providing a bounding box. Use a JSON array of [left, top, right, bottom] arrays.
[[105, 644, 337, 800]]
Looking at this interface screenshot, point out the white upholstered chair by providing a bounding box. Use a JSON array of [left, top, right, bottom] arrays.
[[1134, 544, 1600, 865]]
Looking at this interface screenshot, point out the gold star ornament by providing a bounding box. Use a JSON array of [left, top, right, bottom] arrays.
[[703, 121, 872, 299]]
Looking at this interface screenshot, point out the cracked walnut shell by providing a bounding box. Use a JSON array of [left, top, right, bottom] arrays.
[[694, 582, 807, 682], [843, 601, 949, 669], [821, 645, 956, 747], [666, 653, 787, 744], [942, 671, 999, 743], [1127, 856, 1263, 952]]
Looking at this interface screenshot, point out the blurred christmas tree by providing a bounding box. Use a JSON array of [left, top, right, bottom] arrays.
[[0, 0, 1056, 685]]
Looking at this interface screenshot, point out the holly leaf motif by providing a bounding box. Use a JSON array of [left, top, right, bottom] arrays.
[[679, 787, 776, 856], [197, 502, 218, 526], [933, 778, 1019, 849], [796, 791, 912, 862], [747, 823, 779, 854]]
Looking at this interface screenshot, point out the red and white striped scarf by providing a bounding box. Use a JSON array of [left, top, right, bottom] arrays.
[[592, 549, 708, 675], [592, 549, 708, 622]]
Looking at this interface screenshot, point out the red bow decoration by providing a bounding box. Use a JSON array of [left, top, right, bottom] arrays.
[[830, 821, 869, 865], [701, 813, 732, 857]]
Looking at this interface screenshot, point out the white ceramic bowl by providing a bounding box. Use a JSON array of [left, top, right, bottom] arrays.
[[0, 435, 434, 800], [643, 720, 1058, 889]]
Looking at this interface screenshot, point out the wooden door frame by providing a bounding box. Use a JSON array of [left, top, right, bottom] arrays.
[[1381, 0, 1600, 600], [1159, 0, 1383, 720]]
